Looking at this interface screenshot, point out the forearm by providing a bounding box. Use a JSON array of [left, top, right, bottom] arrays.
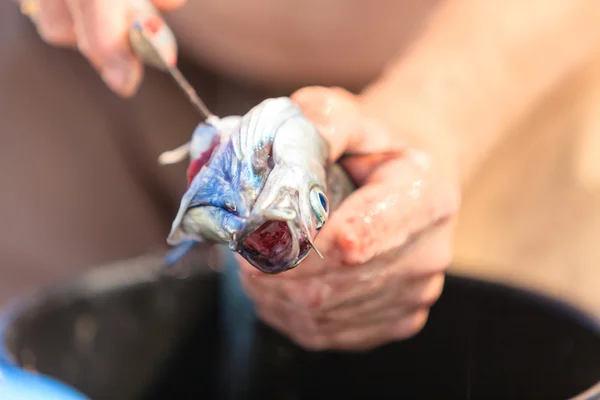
[[360, 0, 600, 184]]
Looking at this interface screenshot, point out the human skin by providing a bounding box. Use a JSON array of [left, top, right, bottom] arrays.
[[19, 0, 600, 350], [236, 0, 600, 350]]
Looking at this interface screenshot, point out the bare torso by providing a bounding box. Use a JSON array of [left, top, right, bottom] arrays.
[[166, 0, 440, 89]]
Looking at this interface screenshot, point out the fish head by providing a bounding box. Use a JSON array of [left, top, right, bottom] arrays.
[[164, 97, 340, 273], [233, 165, 330, 274], [166, 142, 257, 248]]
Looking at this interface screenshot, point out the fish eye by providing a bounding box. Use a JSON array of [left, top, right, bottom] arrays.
[[309, 187, 329, 230]]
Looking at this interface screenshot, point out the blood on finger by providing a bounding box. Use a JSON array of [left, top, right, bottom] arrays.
[[142, 15, 164, 36]]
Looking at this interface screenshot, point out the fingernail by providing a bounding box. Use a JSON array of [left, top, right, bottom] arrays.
[[101, 58, 139, 97]]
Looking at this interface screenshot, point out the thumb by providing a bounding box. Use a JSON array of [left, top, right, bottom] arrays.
[[66, 0, 143, 97], [291, 86, 406, 162]]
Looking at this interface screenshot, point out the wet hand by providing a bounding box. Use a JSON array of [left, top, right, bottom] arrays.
[[236, 86, 461, 351], [16, 0, 185, 97]]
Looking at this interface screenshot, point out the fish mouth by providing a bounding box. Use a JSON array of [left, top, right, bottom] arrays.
[[239, 220, 311, 274]]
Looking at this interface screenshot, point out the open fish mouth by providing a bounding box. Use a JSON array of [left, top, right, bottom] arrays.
[[239, 220, 310, 274]]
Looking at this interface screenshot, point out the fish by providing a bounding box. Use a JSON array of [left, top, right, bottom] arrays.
[[127, 16, 356, 274], [160, 97, 356, 274]]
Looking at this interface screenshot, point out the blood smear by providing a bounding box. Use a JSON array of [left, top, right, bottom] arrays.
[[244, 221, 292, 260], [186, 136, 221, 186], [143, 16, 164, 36]]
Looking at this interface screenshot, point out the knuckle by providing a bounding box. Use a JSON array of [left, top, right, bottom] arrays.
[[74, 29, 122, 65], [293, 332, 327, 351], [291, 85, 330, 103], [336, 216, 376, 265], [424, 251, 452, 274], [414, 274, 445, 308], [431, 245, 453, 271], [75, 37, 93, 60], [329, 86, 354, 98], [240, 279, 278, 308], [283, 280, 310, 308], [37, 24, 75, 47], [258, 292, 278, 309], [391, 310, 429, 340], [306, 279, 331, 310], [404, 244, 453, 279], [329, 332, 381, 352], [284, 278, 329, 310]]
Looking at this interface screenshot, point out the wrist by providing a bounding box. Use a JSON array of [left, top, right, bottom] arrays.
[[356, 0, 600, 185]]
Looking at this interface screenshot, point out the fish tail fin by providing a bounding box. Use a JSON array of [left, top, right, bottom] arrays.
[[164, 239, 197, 267]]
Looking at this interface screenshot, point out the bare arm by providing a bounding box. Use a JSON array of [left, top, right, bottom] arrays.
[[359, 0, 600, 184]]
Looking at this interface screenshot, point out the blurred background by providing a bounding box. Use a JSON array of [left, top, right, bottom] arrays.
[[452, 61, 600, 323]]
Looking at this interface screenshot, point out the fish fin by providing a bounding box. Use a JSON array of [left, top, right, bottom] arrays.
[[157, 118, 230, 167], [158, 142, 191, 165], [188, 122, 221, 159], [164, 239, 198, 267], [167, 180, 202, 246]]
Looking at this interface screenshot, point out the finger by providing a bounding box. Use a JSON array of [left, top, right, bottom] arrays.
[[254, 291, 416, 340], [247, 155, 454, 280], [128, 0, 180, 67], [66, 0, 143, 97], [238, 267, 293, 310], [291, 86, 406, 162], [319, 273, 445, 322], [388, 219, 456, 276], [324, 157, 459, 267], [30, 0, 77, 47], [249, 269, 438, 336], [240, 257, 387, 311], [244, 262, 442, 340], [323, 308, 430, 351], [254, 303, 329, 351], [315, 302, 425, 338], [152, 0, 188, 10], [243, 253, 444, 320], [339, 152, 398, 187], [239, 190, 453, 304], [265, 164, 427, 278], [279, 308, 430, 352]]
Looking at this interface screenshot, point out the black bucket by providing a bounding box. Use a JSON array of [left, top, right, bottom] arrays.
[[1, 251, 600, 400]]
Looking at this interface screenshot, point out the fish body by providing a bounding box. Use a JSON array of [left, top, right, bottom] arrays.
[[164, 97, 355, 274]]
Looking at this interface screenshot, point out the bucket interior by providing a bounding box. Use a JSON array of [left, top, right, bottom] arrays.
[[3, 257, 600, 400]]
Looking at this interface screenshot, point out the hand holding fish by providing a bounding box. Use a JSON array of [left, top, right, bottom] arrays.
[[17, 0, 183, 97], [236, 86, 461, 351]]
